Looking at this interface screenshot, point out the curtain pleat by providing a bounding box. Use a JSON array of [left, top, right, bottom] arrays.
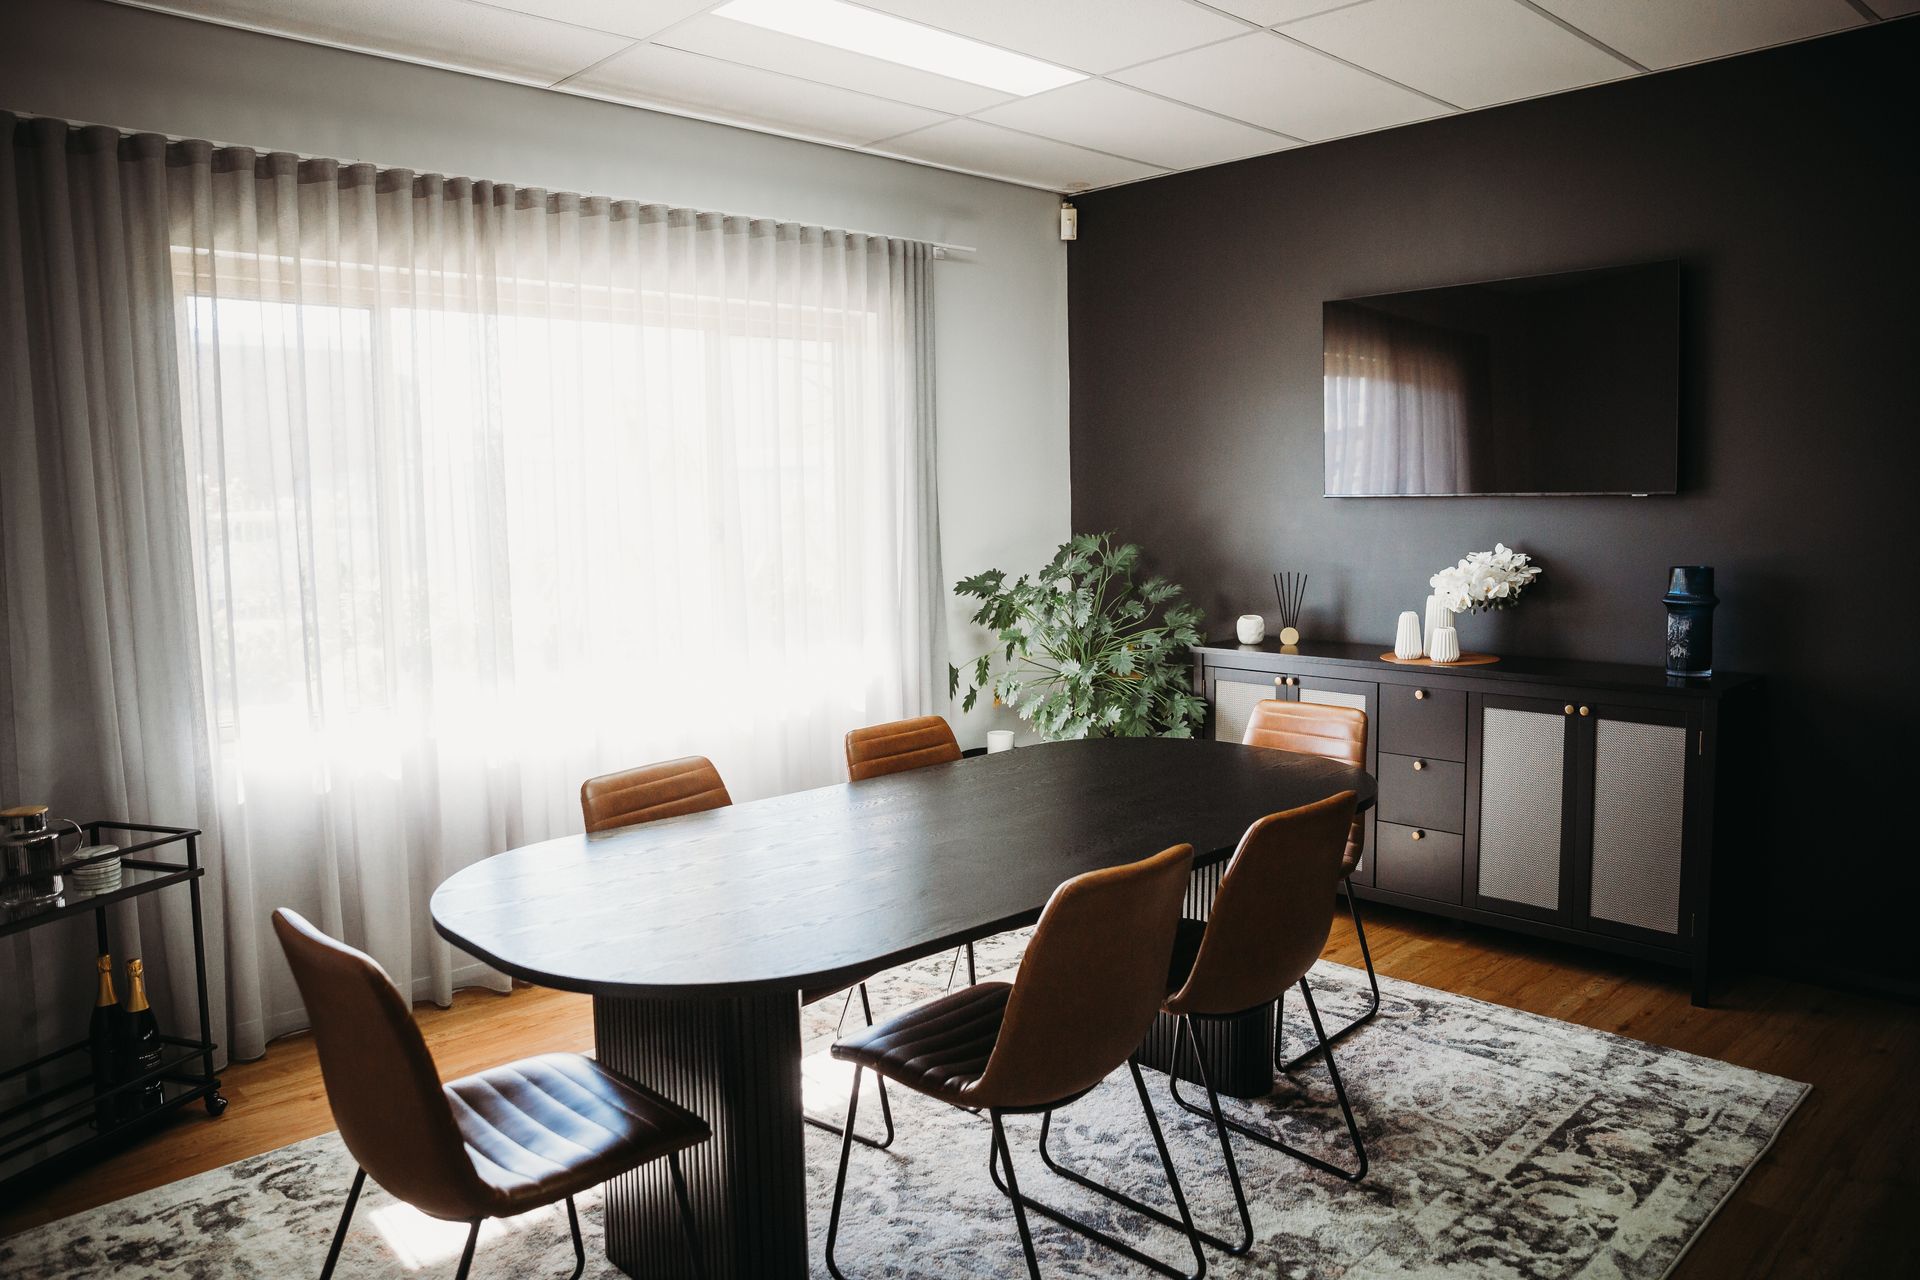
[[1, 115, 942, 1139]]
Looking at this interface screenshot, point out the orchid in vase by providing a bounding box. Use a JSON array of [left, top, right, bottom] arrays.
[[1430, 544, 1543, 614]]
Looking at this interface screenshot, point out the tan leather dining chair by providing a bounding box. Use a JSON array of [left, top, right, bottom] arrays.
[[843, 715, 982, 987], [823, 843, 1204, 1280], [580, 755, 898, 1150], [271, 909, 708, 1280], [1168, 794, 1367, 1252], [1243, 699, 1381, 1065], [844, 715, 963, 781], [580, 756, 732, 833]]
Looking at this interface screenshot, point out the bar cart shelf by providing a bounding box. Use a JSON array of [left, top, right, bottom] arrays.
[[0, 822, 226, 1195]]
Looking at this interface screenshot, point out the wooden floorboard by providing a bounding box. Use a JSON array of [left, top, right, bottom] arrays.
[[2, 903, 1912, 1278]]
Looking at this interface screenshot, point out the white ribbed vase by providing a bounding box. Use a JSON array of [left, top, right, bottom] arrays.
[[1423, 595, 1455, 658], [1394, 611, 1424, 660], [1429, 626, 1462, 664]]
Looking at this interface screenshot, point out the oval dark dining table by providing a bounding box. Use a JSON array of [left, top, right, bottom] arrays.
[[431, 737, 1375, 1279]]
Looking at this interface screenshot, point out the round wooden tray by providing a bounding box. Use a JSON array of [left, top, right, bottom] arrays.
[[1378, 652, 1501, 666]]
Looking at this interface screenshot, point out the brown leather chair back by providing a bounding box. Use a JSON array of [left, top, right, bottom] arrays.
[[271, 909, 484, 1220], [1165, 792, 1358, 1018], [580, 756, 731, 833], [968, 843, 1194, 1111], [1244, 699, 1368, 875], [844, 715, 963, 781]]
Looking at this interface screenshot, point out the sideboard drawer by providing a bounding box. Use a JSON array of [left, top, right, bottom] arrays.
[[1380, 683, 1467, 761], [1373, 821, 1464, 903], [1376, 753, 1466, 833]]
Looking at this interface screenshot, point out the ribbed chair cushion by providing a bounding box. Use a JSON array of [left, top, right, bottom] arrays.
[[445, 1052, 709, 1218], [832, 983, 1011, 1107]]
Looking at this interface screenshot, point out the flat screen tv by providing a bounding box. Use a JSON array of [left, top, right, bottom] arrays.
[[1323, 261, 1680, 497]]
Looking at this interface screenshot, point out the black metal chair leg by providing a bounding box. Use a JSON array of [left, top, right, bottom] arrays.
[[1279, 882, 1382, 1070], [563, 1196, 586, 1280], [1177, 981, 1368, 1183], [452, 1220, 482, 1280], [966, 941, 978, 986], [1034, 1025, 1249, 1255], [318, 1166, 366, 1280], [823, 1066, 864, 1280], [991, 1111, 1045, 1280], [986, 1070, 1206, 1279], [666, 1152, 707, 1280], [805, 984, 896, 1150]]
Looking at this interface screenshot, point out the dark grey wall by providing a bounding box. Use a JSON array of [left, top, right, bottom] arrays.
[[1069, 21, 1919, 995]]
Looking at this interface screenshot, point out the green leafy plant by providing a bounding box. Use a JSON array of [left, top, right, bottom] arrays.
[[949, 533, 1207, 740]]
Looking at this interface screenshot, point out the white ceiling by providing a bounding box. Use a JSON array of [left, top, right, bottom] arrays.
[[109, 0, 1900, 193]]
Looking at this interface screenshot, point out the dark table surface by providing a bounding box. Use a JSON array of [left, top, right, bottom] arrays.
[[430, 737, 1376, 999]]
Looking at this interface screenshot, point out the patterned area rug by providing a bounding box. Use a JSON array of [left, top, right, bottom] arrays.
[[1, 938, 1805, 1279]]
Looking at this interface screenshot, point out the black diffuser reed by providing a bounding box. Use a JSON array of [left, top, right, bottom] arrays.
[[1273, 572, 1307, 645]]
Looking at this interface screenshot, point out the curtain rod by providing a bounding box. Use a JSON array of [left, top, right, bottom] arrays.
[[8, 109, 979, 257]]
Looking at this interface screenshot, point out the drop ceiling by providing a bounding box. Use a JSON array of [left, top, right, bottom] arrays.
[[108, 0, 1907, 193]]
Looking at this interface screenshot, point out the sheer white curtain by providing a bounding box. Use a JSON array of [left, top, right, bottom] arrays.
[[3, 115, 942, 1078], [172, 147, 943, 1052], [1323, 300, 1479, 496], [2, 119, 223, 1159]]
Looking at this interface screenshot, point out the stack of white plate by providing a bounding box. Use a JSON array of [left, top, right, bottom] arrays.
[[67, 845, 122, 896]]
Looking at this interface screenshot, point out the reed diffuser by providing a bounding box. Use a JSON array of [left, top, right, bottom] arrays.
[[1272, 572, 1307, 646]]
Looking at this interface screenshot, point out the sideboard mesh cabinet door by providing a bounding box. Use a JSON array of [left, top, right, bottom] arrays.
[[1209, 671, 1272, 745], [1477, 703, 1568, 912], [1587, 716, 1689, 936]]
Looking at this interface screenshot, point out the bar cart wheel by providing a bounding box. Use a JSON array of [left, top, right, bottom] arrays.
[[205, 1091, 229, 1117]]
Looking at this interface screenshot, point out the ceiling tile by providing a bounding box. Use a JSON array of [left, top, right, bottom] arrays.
[[856, 0, 1249, 74], [569, 44, 948, 145], [1530, 0, 1866, 70], [656, 13, 1014, 114], [1115, 32, 1448, 141], [875, 119, 1164, 190], [974, 80, 1292, 170], [130, 0, 632, 84], [1204, 0, 1367, 24], [479, 0, 711, 41], [1283, 0, 1637, 108]]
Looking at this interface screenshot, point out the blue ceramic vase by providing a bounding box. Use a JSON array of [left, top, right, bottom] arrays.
[[1663, 566, 1718, 678]]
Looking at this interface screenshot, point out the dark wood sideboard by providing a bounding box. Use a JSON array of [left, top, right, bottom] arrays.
[[1191, 639, 1763, 1005]]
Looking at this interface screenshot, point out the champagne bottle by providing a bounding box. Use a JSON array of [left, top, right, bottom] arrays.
[[121, 958, 166, 1114], [89, 954, 118, 1129]]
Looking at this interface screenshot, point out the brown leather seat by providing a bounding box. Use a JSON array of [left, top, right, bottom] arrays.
[[833, 982, 1011, 1105], [1243, 700, 1366, 875], [825, 844, 1205, 1279], [1159, 793, 1369, 1252], [580, 756, 731, 833], [844, 715, 962, 781], [271, 909, 707, 1279]]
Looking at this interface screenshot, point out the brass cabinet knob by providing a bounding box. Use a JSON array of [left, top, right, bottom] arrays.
[[1414, 689, 1428, 700], [1413, 759, 1426, 771], [1579, 705, 1591, 717], [1411, 829, 1425, 841], [1564, 704, 1575, 715]]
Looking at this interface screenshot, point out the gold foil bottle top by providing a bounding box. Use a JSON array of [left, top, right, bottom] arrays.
[[125, 958, 150, 1012]]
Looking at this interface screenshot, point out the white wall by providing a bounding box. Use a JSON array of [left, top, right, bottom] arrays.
[[1, 0, 1069, 747]]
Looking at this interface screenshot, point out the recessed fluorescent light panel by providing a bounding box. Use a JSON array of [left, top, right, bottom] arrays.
[[712, 0, 1086, 96]]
